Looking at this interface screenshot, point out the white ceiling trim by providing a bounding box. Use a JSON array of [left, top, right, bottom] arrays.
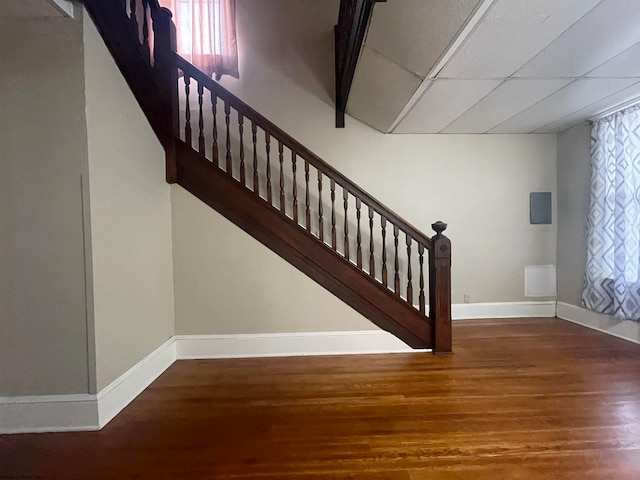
[[386, 0, 497, 133], [424, 0, 497, 79], [590, 95, 640, 120]]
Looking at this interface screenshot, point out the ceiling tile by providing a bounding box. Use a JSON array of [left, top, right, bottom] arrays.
[[365, 0, 482, 78], [443, 78, 572, 133], [516, 0, 640, 78], [346, 47, 423, 132], [439, 0, 602, 79], [490, 78, 638, 133], [587, 42, 640, 77], [394, 79, 502, 133], [536, 81, 640, 132]]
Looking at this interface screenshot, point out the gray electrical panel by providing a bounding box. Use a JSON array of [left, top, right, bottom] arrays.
[[530, 192, 552, 225]]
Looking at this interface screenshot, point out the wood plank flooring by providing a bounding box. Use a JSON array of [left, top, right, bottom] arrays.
[[2, 318, 640, 479]]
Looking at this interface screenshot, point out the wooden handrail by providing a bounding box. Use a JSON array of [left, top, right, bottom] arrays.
[[175, 55, 433, 250]]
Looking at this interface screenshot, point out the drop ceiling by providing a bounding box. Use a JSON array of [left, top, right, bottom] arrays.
[[346, 0, 640, 134]]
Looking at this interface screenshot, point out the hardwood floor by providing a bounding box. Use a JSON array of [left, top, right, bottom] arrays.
[[2, 318, 640, 479]]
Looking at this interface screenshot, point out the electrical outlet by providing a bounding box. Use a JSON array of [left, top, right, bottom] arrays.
[[463, 294, 471, 304]]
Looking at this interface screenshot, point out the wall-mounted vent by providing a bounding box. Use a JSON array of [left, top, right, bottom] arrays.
[[525, 265, 556, 297]]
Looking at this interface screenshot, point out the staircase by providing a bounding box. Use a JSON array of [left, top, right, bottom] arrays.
[[83, 0, 452, 353]]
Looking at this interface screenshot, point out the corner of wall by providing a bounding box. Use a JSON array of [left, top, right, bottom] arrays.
[[82, 6, 176, 391]]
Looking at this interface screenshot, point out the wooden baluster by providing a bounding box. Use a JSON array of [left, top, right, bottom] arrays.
[[265, 133, 272, 204], [369, 206, 374, 277], [305, 160, 311, 232], [292, 152, 298, 223], [318, 171, 324, 242], [418, 244, 426, 315], [252, 122, 258, 193], [356, 198, 362, 268], [330, 179, 336, 250], [343, 188, 349, 260], [224, 102, 232, 175], [238, 114, 245, 186], [197, 82, 205, 154], [184, 74, 191, 147], [278, 142, 285, 213], [141, 0, 150, 62], [406, 235, 413, 305], [129, 0, 138, 31], [211, 93, 219, 167], [381, 217, 387, 287], [394, 225, 400, 295], [430, 221, 452, 354]]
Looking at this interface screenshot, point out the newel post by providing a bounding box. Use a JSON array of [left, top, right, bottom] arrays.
[[429, 221, 452, 354], [152, 6, 179, 183]]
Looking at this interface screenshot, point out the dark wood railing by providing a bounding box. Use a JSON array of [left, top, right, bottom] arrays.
[[84, 0, 452, 353], [334, 0, 386, 128]]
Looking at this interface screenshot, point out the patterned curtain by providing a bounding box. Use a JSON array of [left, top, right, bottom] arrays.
[[160, 0, 239, 80], [583, 104, 640, 320]]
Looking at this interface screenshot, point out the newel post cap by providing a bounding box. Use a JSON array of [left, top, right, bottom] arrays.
[[431, 221, 448, 237], [431, 221, 451, 261]]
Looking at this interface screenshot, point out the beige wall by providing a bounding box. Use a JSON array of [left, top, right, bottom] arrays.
[[172, 187, 373, 334], [556, 123, 591, 306], [0, 10, 91, 395], [172, 0, 558, 335], [83, 11, 175, 391]]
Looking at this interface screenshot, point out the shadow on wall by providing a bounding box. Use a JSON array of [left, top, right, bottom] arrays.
[[234, 0, 337, 107]]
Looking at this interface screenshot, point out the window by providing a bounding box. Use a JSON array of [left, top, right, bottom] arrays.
[[160, 0, 239, 79], [582, 104, 640, 320], [174, 0, 223, 56]]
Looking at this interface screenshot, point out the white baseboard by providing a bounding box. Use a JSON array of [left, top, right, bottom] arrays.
[[556, 302, 640, 345], [0, 337, 177, 434], [453, 301, 556, 319], [176, 330, 425, 359], [0, 394, 99, 434], [0, 300, 557, 434], [176, 301, 556, 359], [97, 337, 177, 427]]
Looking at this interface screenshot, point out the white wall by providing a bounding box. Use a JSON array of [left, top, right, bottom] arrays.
[[0, 11, 91, 395], [172, 0, 558, 335], [556, 122, 640, 344], [83, 11, 175, 391], [556, 123, 591, 306]]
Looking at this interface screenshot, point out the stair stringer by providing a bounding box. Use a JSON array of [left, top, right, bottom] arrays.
[[175, 141, 433, 349]]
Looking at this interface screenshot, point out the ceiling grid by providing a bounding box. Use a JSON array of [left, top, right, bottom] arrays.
[[346, 0, 640, 134]]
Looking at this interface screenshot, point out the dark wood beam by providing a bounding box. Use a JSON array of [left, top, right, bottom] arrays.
[[334, 0, 386, 128]]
